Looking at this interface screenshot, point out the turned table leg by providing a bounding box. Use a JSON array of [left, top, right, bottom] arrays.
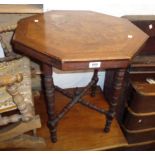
[[90, 69, 99, 97], [104, 68, 126, 132], [42, 64, 57, 143]]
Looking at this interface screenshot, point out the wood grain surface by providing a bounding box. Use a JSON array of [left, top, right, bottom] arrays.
[[13, 11, 148, 63], [131, 73, 155, 96], [34, 88, 127, 150]]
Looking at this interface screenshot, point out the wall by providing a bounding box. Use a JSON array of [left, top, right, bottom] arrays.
[[2, 0, 155, 16], [1, 0, 155, 89]]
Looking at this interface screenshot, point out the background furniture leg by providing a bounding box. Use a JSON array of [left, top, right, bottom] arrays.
[[42, 64, 57, 143], [104, 68, 126, 132]]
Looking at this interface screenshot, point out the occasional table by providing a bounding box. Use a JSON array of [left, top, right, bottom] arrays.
[[12, 11, 148, 143]]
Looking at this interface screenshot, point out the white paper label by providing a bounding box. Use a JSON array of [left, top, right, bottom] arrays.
[[0, 42, 4, 58], [149, 24, 153, 30], [128, 34, 133, 39], [89, 62, 101, 68], [146, 78, 155, 84], [34, 19, 39, 23]]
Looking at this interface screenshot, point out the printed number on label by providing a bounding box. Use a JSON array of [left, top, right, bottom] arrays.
[[89, 62, 101, 68]]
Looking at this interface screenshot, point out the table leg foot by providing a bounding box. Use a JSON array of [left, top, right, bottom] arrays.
[[90, 69, 99, 97], [104, 126, 110, 133], [104, 126, 111, 133], [104, 112, 114, 132], [50, 127, 57, 143]]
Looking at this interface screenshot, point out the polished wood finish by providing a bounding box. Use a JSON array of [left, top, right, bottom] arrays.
[[131, 78, 155, 96], [34, 90, 128, 150], [118, 141, 155, 150], [42, 64, 57, 143], [123, 15, 155, 56], [42, 68, 106, 143], [13, 11, 149, 143], [55, 86, 106, 114], [91, 69, 99, 97], [105, 16, 155, 122], [10, 43, 131, 70], [5, 91, 155, 150], [52, 73, 98, 125], [123, 107, 155, 130], [104, 69, 128, 122], [130, 56, 155, 73], [122, 72, 155, 143], [121, 72, 155, 144], [122, 73, 155, 143], [109, 140, 155, 151], [123, 15, 155, 37], [13, 11, 148, 71], [128, 73, 155, 113], [122, 125, 155, 144], [104, 69, 126, 132]]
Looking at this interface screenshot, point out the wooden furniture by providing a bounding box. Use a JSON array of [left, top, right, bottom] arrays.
[[32, 89, 128, 151], [20, 91, 154, 150], [122, 15, 155, 72], [0, 4, 43, 91], [122, 73, 155, 143], [0, 24, 45, 149], [105, 16, 155, 122], [12, 11, 148, 143], [117, 15, 155, 144]]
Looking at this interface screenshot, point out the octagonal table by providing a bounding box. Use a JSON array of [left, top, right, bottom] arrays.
[[12, 11, 148, 143]]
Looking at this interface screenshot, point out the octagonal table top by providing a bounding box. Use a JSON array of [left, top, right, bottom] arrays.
[[13, 10, 148, 70]]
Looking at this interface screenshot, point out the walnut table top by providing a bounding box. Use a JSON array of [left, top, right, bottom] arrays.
[[13, 11, 148, 70], [12, 11, 149, 144]]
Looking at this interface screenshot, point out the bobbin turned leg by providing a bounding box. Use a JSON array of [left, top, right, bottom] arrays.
[[104, 68, 126, 132], [90, 69, 99, 97], [42, 64, 57, 143]]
